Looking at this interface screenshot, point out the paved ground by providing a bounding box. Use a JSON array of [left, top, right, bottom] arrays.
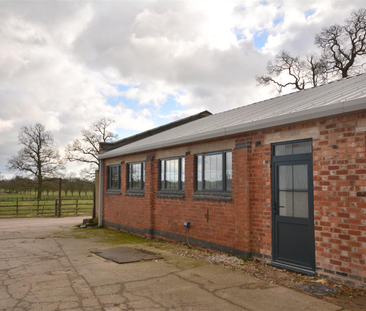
[[0, 218, 344, 311]]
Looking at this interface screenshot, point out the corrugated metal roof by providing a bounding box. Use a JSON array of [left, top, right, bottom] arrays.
[[99, 74, 366, 159]]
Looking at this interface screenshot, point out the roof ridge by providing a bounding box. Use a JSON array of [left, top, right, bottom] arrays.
[[100, 110, 212, 151], [212, 73, 366, 117]]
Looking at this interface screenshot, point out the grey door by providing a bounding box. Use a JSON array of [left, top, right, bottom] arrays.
[[272, 140, 315, 274]]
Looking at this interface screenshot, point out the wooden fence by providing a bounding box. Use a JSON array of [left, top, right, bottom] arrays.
[[0, 195, 93, 202], [0, 198, 93, 217]]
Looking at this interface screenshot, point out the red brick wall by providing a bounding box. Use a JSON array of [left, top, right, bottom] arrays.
[[103, 160, 146, 233], [102, 110, 366, 286], [313, 113, 366, 284]]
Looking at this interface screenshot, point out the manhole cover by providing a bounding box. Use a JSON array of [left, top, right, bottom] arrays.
[[294, 282, 340, 296], [91, 247, 163, 264]]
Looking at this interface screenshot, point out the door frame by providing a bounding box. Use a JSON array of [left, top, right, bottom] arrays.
[[271, 139, 316, 274]]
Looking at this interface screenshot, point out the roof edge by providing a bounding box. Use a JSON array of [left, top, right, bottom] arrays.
[[99, 110, 212, 151], [99, 97, 366, 160]]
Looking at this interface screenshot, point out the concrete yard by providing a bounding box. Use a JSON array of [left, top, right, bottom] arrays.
[[0, 218, 344, 311]]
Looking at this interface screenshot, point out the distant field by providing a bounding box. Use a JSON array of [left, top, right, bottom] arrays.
[[0, 191, 94, 201]]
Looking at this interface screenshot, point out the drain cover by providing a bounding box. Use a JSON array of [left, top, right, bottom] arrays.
[[91, 247, 163, 264], [294, 282, 340, 296]]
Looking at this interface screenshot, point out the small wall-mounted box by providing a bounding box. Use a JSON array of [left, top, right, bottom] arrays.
[[184, 222, 191, 228]]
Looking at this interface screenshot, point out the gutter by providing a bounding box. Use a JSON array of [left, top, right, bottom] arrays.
[[99, 97, 366, 160], [98, 159, 104, 227]]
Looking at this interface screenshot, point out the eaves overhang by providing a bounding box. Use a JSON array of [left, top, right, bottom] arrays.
[[98, 97, 366, 160]]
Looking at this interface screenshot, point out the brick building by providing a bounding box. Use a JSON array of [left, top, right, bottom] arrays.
[[98, 75, 366, 287]]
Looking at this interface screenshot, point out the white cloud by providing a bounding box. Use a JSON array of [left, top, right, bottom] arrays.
[[0, 119, 14, 133], [0, 0, 365, 177]]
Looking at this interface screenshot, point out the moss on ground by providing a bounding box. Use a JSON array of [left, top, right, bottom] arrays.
[[71, 226, 160, 246]]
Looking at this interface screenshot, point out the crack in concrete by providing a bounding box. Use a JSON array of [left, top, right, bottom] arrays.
[[173, 272, 251, 310], [53, 238, 103, 309]]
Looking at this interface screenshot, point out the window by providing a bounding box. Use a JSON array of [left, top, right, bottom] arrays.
[[196, 151, 232, 192], [160, 157, 185, 191], [107, 165, 121, 192], [274, 140, 312, 156], [127, 162, 145, 190]]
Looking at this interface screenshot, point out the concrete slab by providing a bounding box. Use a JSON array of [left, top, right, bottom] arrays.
[[0, 218, 344, 311], [91, 246, 163, 263]]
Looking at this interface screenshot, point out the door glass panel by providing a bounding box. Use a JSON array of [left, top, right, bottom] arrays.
[[294, 164, 307, 190], [279, 166, 292, 190], [279, 190, 293, 216], [278, 164, 308, 218], [294, 192, 308, 218]]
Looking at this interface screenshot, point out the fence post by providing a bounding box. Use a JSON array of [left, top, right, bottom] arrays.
[[16, 199, 19, 216], [37, 199, 40, 216], [76, 199, 78, 215], [58, 178, 62, 217], [55, 199, 58, 216], [93, 187, 96, 219]]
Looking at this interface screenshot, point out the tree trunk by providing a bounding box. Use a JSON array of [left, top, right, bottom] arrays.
[[37, 177, 42, 200]]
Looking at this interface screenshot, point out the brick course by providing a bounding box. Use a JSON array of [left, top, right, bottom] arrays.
[[102, 110, 366, 287]]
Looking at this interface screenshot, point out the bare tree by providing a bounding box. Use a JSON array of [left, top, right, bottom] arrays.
[[256, 51, 327, 93], [7, 124, 64, 200], [315, 8, 366, 78], [64, 172, 77, 196], [257, 9, 366, 94], [0, 172, 4, 192], [65, 118, 118, 175]]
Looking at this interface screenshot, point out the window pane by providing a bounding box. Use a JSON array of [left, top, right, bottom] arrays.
[[275, 144, 292, 156], [165, 159, 179, 189], [181, 158, 185, 190], [110, 166, 119, 189], [197, 155, 203, 190], [293, 141, 312, 154], [226, 152, 232, 191], [275, 141, 312, 156], [130, 163, 141, 189], [204, 154, 222, 190], [142, 162, 145, 187], [161, 161, 165, 189]]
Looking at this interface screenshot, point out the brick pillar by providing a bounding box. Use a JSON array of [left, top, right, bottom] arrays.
[[144, 155, 155, 239], [185, 151, 194, 197], [233, 141, 252, 254]]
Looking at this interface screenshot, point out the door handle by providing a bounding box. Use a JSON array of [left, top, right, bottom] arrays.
[[274, 203, 285, 215]]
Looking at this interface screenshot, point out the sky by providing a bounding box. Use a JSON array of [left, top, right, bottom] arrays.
[[0, 0, 364, 179]]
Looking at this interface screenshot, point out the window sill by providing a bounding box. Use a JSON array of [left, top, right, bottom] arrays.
[[193, 191, 232, 201], [125, 189, 145, 197], [157, 190, 184, 199], [106, 189, 121, 195]]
